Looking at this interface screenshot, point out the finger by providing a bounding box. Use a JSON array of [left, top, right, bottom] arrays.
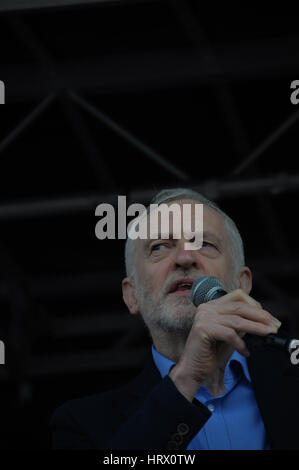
[[216, 288, 261, 308], [203, 301, 279, 327], [208, 324, 250, 357], [219, 314, 279, 336]]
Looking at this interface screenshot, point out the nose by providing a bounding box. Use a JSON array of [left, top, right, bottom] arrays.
[[174, 240, 198, 270]]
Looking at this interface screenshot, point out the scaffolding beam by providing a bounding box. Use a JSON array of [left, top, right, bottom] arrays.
[[0, 173, 297, 220], [2, 36, 299, 103], [0, 0, 124, 13]]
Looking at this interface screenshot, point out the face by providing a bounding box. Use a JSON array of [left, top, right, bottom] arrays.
[[123, 200, 249, 336]]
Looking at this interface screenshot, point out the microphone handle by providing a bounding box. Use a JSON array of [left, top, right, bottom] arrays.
[[245, 333, 295, 354], [264, 334, 289, 351]]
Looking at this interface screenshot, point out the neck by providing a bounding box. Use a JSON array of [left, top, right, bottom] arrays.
[[151, 328, 189, 363], [152, 328, 234, 397]]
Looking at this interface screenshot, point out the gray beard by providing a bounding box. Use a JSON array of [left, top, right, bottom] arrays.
[[139, 290, 197, 335], [135, 273, 238, 337]]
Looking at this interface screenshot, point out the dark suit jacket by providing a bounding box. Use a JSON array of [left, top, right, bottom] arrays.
[[50, 341, 299, 450]]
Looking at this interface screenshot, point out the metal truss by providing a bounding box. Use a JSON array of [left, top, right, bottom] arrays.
[[3, 36, 299, 103], [0, 0, 123, 13], [0, 172, 298, 221], [0, 0, 299, 388]]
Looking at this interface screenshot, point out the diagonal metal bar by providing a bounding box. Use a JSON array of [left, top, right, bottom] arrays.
[[6, 17, 119, 188], [0, 0, 126, 12], [172, 0, 297, 185], [0, 93, 56, 156], [68, 91, 190, 181], [6, 16, 56, 82], [231, 107, 299, 177], [4, 39, 299, 103], [60, 96, 117, 190], [171, 0, 291, 257], [171, 0, 249, 160]]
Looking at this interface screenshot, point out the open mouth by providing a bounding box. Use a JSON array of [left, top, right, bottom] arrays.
[[168, 278, 195, 296]]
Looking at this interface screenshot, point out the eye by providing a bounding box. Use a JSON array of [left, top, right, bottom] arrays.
[[202, 241, 215, 248], [151, 243, 166, 252], [200, 241, 219, 255]]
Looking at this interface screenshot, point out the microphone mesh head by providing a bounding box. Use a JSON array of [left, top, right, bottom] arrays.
[[190, 276, 226, 307]]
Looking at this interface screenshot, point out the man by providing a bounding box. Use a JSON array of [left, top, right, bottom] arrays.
[[50, 188, 299, 450]]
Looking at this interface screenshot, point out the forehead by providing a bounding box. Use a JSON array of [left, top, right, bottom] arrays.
[[135, 199, 228, 252]]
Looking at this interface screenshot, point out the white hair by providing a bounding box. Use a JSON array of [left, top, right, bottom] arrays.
[[124, 188, 245, 280]]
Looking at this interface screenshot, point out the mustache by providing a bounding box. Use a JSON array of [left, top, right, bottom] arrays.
[[161, 271, 200, 296]]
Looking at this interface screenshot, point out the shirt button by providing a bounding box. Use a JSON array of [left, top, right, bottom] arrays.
[[207, 404, 215, 412]]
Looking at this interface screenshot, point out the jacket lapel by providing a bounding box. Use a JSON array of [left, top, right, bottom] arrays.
[[118, 353, 162, 419]]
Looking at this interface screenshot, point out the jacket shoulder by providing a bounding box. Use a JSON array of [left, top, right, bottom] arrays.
[[50, 373, 149, 449]]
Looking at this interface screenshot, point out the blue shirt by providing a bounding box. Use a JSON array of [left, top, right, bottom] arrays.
[[152, 344, 270, 450]]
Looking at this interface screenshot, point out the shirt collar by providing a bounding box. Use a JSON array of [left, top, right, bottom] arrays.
[[151, 344, 175, 379], [226, 349, 252, 384], [151, 343, 251, 384]]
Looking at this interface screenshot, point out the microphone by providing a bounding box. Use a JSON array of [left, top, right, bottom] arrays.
[[190, 275, 298, 354]]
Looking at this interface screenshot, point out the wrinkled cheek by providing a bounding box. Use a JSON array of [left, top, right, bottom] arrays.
[[138, 281, 160, 307], [143, 276, 163, 298]]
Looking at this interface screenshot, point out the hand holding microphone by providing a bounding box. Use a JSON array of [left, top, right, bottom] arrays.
[[169, 276, 281, 402], [191, 276, 298, 353]]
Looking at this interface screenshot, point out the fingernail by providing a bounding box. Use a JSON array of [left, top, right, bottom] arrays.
[[268, 325, 278, 334]]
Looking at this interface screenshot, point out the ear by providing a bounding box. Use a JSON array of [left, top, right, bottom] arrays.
[[122, 276, 140, 315], [237, 266, 252, 295]]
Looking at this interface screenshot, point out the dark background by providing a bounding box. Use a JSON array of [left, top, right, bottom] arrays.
[[0, 0, 299, 450]]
